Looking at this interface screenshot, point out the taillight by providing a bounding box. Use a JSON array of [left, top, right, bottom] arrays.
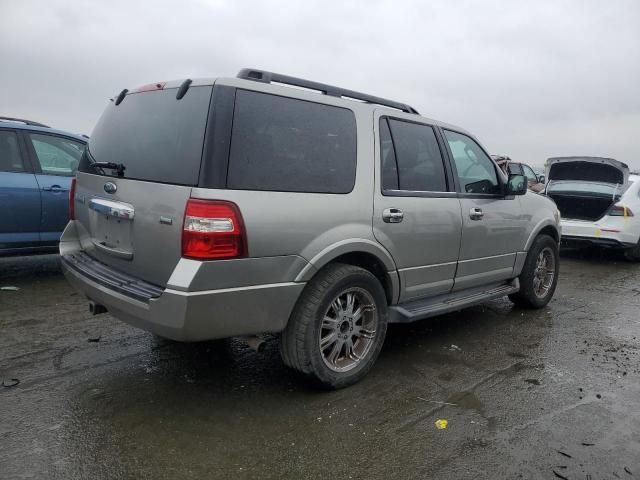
[[182, 199, 247, 260], [69, 177, 77, 220], [608, 204, 634, 217]]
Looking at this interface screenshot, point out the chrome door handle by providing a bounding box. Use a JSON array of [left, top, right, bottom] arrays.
[[383, 208, 404, 223], [469, 207, 484, 220]]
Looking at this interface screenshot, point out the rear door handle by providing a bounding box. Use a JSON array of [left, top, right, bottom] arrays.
[[469, 207, 484, 220], [42, 184, 68, 193], [383, 208, 404, 223]]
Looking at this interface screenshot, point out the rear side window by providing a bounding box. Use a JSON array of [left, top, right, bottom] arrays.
[[82, 86, 213, 185], [381, 118, 448, 192], [227, 90, 357, 193], [0, 131, 26, 173]]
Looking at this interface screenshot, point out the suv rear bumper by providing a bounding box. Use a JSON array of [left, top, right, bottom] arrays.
[[61, 253, 305, 342]]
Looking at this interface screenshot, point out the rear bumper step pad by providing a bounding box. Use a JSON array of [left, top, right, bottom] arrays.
[[62, 252, 163, 302]]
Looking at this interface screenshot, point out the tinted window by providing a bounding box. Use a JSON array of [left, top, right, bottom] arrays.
[[383, 119, 447, 192], [0, 131, 25, 173], [227, 90, 357, 193], [29, 133, 84, 176], [445, 130, 500, 195], [82, 86, 213, 185]]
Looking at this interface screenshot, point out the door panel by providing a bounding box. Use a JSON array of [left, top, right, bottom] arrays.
[[442, 129, 525, 291], [373, 114, 462, 302], [35, 174, 72, 243], [25, 132, 84, 244], [454, 197, 524, 290], [0, 130, 41, 249]]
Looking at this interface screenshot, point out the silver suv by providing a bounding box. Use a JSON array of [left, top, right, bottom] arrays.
[[61, 69, 561, 388]]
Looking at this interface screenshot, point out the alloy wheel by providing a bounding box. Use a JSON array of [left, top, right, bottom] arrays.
[[319, 288, 377, 372]]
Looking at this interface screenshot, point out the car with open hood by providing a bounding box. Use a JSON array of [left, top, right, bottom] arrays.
[[545, 156, 640, 260]]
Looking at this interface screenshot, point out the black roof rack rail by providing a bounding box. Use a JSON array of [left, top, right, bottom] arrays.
[[0, 116, 50, 128], [237, 68, 419, 115]]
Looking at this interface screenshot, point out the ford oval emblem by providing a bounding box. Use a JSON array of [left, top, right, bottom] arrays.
[[104, 182, 117, 194]]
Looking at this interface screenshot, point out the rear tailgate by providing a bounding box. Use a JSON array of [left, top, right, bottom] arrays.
[[73, 173, 192, 285], [73, 83, 213, 287]]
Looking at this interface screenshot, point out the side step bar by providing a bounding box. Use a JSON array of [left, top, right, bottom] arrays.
[[389, 279, 519, 324]]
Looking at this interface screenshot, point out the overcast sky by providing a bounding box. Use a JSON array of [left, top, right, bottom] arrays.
[[1, 0, 639, 169]]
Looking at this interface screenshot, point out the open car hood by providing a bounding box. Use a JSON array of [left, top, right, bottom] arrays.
[[545, 157, 629, 188]]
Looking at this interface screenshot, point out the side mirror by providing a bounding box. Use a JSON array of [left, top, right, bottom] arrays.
[[507, 174, 527, 195], [538, 174, 546, 184]]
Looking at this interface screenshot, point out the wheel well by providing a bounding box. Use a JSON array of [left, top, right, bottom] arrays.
[[329, 252, 393, 304], [539, 225, 560, 243]]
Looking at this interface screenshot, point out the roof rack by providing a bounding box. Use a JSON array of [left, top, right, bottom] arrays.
[[237, 68, 419, 114], [0, 116, 49, 128]]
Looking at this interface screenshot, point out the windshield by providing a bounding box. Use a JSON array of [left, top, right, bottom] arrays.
[[80, 86, 213, 185]]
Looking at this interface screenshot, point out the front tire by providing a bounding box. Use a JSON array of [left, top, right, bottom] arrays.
[[280, 263, 388, 389], [509, 235, 559, 308]]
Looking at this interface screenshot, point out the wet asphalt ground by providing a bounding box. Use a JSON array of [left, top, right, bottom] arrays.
[[1, 251, 639, 479]]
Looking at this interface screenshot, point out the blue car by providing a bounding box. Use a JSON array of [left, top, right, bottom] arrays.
[[0, 117, 87, 255]]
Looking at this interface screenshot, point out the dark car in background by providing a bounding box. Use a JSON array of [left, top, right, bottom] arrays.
[[0, 117, 87, 255]]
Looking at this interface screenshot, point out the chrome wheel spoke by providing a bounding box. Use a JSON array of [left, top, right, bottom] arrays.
[[359, 328, 376, 339], [320, 331, 339, 350], [321, 316, 340, 330], [327, 339, 343, 365], [331, 299, 343, 316], [345, 292, 356, 315], [346, 340, 361, 361]]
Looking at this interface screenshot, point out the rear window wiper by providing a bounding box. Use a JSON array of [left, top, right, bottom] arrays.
[[90, 161, 126, 177]]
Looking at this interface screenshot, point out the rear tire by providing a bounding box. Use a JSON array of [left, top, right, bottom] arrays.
[[509, 235, 559, 308], [280, 263, 388, 389], [624, 240, 640, 262]]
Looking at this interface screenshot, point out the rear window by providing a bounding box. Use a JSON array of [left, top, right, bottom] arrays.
[[227, 90, 357, 193], [81, 86, 213, 185]]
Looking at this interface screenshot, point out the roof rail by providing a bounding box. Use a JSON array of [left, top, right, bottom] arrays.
[[0, 116, 50, 128], [237, 68, 419, 114]]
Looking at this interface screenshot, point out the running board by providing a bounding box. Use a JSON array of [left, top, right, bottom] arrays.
[[389, 279, 519, 324]]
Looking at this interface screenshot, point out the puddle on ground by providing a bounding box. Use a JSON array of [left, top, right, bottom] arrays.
[[446, 390, 485, 417]]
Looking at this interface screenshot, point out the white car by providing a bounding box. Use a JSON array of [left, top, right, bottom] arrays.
[[545, 156, 640, 261]]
